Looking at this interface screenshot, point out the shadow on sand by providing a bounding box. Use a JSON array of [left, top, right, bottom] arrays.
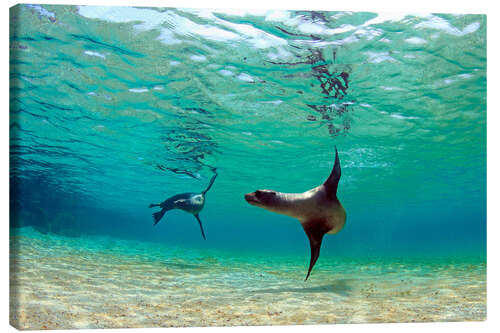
[[252, 279, 353, 296], [164, 262, 208, 270]]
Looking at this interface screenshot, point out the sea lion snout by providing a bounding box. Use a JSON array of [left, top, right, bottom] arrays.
[[244, 191, 259, 205], [245, 190, 277, 207]]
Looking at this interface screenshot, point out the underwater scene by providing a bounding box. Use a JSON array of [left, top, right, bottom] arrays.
[[9, 4, 486, 330]]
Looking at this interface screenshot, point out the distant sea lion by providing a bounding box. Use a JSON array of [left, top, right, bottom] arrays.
[[149, 172, 217, 240], [245, 148, 346, 280]]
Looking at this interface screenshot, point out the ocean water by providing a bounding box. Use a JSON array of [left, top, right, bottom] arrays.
[[9, 4, 486, 329]]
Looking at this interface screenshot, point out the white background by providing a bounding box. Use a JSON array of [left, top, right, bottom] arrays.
[[1, 1, 497, 332]]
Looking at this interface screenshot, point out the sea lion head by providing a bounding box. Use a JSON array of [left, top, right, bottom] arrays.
[[244, 189, 279, 209]]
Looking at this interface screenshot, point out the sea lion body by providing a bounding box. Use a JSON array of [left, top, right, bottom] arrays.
[[248, 187, 346, 235], [244, 148, 346, 280], [160, 192, 205, 215], [149, 173, 217, 240]]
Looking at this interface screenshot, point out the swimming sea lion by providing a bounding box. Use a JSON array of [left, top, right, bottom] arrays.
[[149, 172, 217, 240], [244, 147, 346, 280]]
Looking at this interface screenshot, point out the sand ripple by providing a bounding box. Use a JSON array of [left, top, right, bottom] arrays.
[[10, 229, 486, 329]]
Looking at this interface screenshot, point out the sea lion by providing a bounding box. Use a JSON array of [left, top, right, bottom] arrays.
[[244, 147, 346, 280], [149, 172, 217, 240]]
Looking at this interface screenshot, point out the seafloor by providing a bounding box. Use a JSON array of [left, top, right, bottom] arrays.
[[10, 227, 486, 329]]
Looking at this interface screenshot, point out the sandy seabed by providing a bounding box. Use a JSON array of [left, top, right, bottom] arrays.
[[10, 229, 486, 329]]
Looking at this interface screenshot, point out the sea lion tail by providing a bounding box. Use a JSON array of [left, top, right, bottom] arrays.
[[152, 208, 167, 226]]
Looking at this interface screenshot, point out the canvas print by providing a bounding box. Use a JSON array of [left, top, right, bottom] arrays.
[[9, 4, 486, 330]]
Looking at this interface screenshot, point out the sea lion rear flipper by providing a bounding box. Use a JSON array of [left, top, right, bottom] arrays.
[[153, 208, 168, 226], [194, 214, 207, 240], [302, 219, 327, 281], [323, 146, 341, 199]]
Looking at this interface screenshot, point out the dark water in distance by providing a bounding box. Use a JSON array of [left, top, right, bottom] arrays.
[[10, 5, 486, 259]]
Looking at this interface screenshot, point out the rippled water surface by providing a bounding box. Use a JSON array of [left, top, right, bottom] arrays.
[[9, 4, 486, 329]]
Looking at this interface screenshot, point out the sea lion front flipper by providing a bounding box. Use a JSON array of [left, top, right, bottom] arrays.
[[194, 214, 207, 240], [202, 172, 218, 195], [323, 146, 341, 199], [301, 219, 328, 281]]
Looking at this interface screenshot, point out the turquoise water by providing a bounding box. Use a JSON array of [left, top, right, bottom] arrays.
[[9, 5, 486, 328]]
